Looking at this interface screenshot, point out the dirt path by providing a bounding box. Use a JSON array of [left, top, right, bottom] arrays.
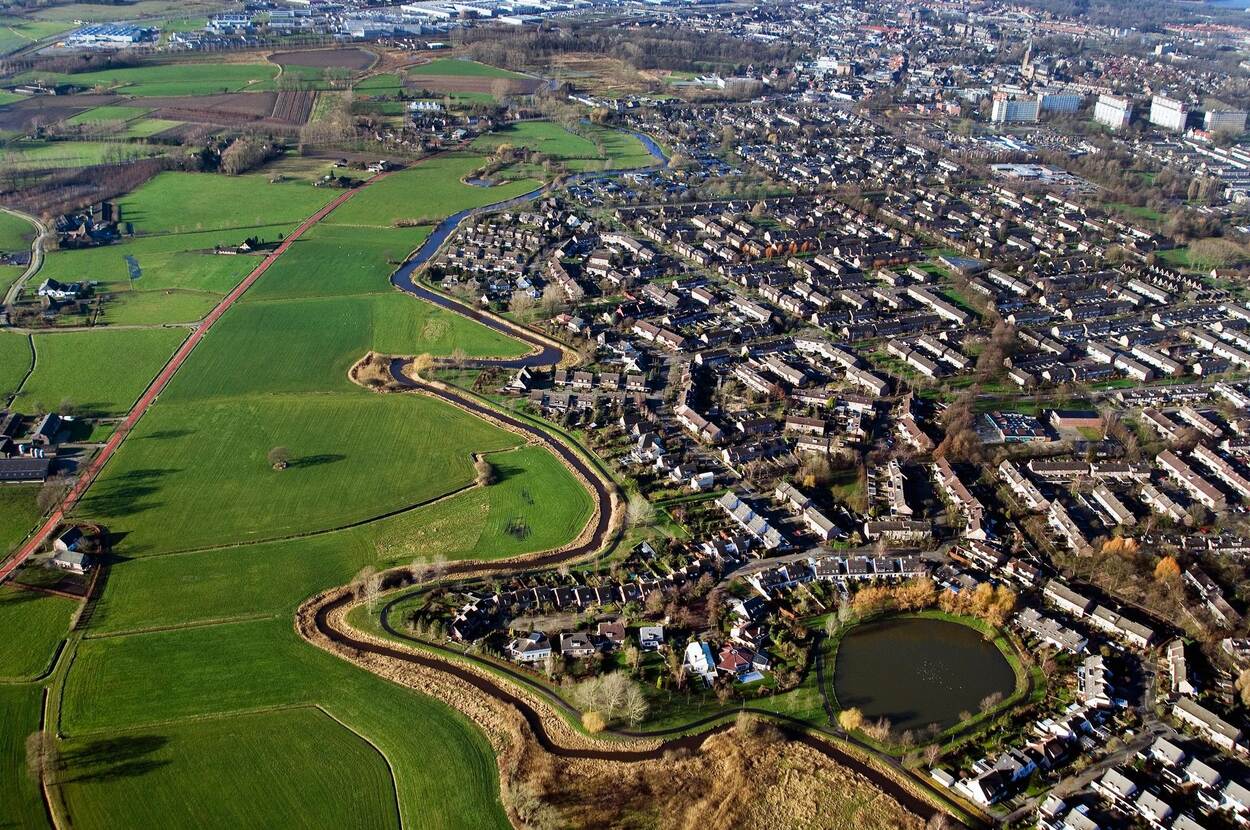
[[0, 176, 386, 584]]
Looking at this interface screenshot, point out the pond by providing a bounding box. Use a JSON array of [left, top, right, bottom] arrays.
[[832, 616, 1017, 734]]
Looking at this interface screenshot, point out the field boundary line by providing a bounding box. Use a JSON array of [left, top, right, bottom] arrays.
[[82, 611, 279, 640], [314, 705, 407, 830], [61, 702, 327, 741], [0, 174, 387, 586]]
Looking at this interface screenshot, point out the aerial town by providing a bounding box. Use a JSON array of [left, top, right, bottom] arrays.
[[9, 0, 1250, 828]]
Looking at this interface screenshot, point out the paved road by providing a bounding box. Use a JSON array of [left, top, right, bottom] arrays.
[[2, 207, 48, 307], [0, 179, 383, 584]]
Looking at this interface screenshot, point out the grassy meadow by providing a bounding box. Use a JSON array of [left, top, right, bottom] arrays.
[[0, 585, 77, 680], [13, 328, 187, 416], [9, 148, 600, 830]]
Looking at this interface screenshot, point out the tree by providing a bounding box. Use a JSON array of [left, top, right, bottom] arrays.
[[1236, 669, 1250, 708], [979, 691, 1003, 714], [354, 565, 382, 609], [25, 731, 57, 785], [509, 290, 535, 319], [474, 456, 497, 486], [540, 283, 565, 317], [267, 446, 291, 470], [625, 494, 656, 528], [1155, 555, 1182, 583], [838, 707, 865, 732], [624, 682, 649, 727]]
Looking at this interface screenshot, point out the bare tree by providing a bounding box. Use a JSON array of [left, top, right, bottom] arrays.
[[625, 494, 656, 528]]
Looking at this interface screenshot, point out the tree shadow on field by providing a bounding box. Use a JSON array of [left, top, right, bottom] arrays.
[[0, 587, 42, 607], [288, 453, 346, 469], [57, 735, 170, 784], [77, 468, 175, 519], [137, 429, 195, 441]]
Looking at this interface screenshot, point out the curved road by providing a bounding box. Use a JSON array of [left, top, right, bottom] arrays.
[[0, 178, 383, 583], [2, 207, 48, 307]]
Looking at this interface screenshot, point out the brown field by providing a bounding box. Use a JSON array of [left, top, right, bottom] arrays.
[[269, 47, 376, 71], [0, 93, 120, 132], [407, 75, 543, 95], [520, 724, 927, 830], [271, 89, 315, 124], [142, 91, 278, 125]]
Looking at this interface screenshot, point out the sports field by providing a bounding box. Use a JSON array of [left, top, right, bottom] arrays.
[[13, 328, 187, 416], [27, 149, 593, 830]]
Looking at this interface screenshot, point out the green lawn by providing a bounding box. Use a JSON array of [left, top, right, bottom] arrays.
[[121, 118, 182, 138], [408, 58, 524, 79], [13, 328, 187, 416], [24, 62, 279, 96], [0, 585, 77, 680], [58, 708, 400, 830]]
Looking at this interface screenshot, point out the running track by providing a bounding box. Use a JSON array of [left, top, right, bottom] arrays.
[[0, 177, 383, 584]]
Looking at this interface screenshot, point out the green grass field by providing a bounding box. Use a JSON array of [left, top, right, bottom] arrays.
[[0, 15, 71, 54], [25, 62, 279, 96], [0, 330, 33, 399], [408, 58, 524, 79], [58, 622, 508, 829], [66, 105, 151, 124], [472, 121, 653, 170], [34, 172, 336, 325], [58, 708, 400, 830], [0, 209, 36, 251], [0, 585, 77, 680], [76, 391, 519, 553], [30, 150, 594, 830], [0, 686, 45, 828], [0, 140, 164, 171], [13, 328, 187, 416], [0, 485, 40, 555]]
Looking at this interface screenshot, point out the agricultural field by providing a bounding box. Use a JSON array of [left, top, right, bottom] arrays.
[[0, 209, 34, 294], [92, 443, 595, 633], [0, 585, 77, 680], [57, 620, 509, 830], [472, 120, 655, 170], [0, 140, 165, 171], [0, 485, 40, 555], [12, 328, 187, 416], [66, 105, 151, 124], [0, 15, 71, 55], [23, 62, 280, 96], [31, 149, 596, 830], [0, 686, 45, 830], [58, 708, 400, 830], [0, 330, 33, 399], [408, 58, 526, 79]]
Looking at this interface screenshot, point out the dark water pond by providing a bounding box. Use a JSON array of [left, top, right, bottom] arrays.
[[832, 616, 1016, 733]]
